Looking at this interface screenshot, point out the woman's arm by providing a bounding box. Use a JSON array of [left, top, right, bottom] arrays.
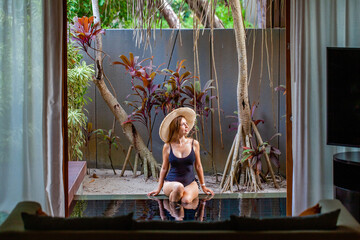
[[147, 143, 170, 196], [155, 199, 167, 220], [193, 140, 214, 195]]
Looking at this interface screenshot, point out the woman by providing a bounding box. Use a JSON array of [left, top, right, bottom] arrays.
[[148, 107, 214, 204]]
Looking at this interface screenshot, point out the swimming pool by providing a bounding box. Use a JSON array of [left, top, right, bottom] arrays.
[[71, 194, 286, 221]]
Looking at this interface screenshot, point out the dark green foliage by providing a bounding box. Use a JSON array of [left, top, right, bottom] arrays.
[[67, 40, 94, 161], [67, 0, 253, 29]]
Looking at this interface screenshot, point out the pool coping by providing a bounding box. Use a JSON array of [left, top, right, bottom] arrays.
[[74, 191, 286, 200]]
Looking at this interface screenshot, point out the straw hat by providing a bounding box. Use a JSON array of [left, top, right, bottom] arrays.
[[159, 107, 196, 142]]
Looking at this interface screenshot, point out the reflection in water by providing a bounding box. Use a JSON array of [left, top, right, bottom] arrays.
[[103, 200, 123, 217], [70, 200, 88, 217], [154, 197, 208, 221], [71, 197, 286, 221]]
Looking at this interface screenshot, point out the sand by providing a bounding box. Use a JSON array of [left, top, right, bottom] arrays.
[[81, 169, 286, 195]]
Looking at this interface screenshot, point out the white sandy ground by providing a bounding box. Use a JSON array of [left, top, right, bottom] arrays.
[[81, 169, 286, 195]]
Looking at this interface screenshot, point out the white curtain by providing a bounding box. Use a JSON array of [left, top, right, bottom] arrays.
[[0, 0, 64, 216], [291, 0, 360, 215]]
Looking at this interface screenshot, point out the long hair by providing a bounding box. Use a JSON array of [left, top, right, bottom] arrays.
[[166, 116, 183, 143]]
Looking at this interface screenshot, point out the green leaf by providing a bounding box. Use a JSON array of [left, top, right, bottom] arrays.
[[241, 154, 252, 162], [265, 145, 271, 154], [242, 149, 254, 154], [112, 142, 118, 149]]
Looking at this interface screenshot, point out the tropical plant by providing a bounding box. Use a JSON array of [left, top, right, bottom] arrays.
[[67, 40, 94, 161], [68, 108, 87, 161], [182, 79, 216, 139], [182, 79, 216, 118], [113, 53, 163, 151], [84, 122, 101, 147], [241, 133, 281, 185], [71, 16, 105, 54], [160, 60, 197, 113], [97, 128, 124, 175]]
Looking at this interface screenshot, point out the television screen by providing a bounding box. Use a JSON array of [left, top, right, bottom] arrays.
[[327, 47, 360, 148]]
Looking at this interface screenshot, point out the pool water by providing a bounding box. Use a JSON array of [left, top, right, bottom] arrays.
[[71, 197, 286, 221]]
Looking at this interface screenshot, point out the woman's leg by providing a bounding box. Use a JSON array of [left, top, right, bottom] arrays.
[[163, 199, 184, 220], [163, 181, 185, 202], [181, 196, 199, 210], [181, 181, 199, 204]]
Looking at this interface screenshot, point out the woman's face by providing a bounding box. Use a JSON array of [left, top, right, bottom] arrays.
[[178, 117, 189, 137]]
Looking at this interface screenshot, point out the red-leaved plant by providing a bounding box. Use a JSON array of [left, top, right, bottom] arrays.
[[159, 60, 197, 113], [71, 16, 105, 53], [241, 133, 281, 176], [113, 53, 164, 151]]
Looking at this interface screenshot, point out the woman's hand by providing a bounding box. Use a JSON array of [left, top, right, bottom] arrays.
[[201, 185, 214, 196], [147, 189, 161, 197]]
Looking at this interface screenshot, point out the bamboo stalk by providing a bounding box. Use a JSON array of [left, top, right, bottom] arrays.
[[251, 121, 279, 188], [143, 157, 148, 180], [256, 171, 263, 190], [239, 163, 245, 185], [245, 133, 261, 191], [221, 173, 231, 193], [220, 133, 237, 188], [232, 161, 241, 190], [133, 153, 139, 177], [260, 171, 269, 183], [249, 166, 257, 192], [150, 158, 157, 179], [127, 158, 134, 171], [229, 126, 242, 192], [120, 145, 133, 177]]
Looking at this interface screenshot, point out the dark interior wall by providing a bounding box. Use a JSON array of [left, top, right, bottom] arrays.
[[83, 29, 286, 176]]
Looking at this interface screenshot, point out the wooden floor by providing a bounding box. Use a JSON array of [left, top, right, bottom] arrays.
[[68, 161, 87, 207]]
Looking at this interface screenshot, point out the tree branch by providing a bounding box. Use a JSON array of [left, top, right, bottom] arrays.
[[157, 0, 180, 28], [185, 0, 224, 28]]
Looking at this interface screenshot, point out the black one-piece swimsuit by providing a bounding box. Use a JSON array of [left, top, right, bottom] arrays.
[[165, 140, 196, 187]]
